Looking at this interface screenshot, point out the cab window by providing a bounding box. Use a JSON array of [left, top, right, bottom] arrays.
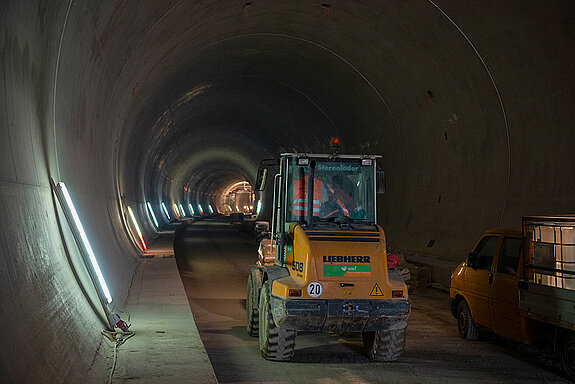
[[497, 237, 522, 275], [285, 158, 375, 225], [471, 236, 498, 270]]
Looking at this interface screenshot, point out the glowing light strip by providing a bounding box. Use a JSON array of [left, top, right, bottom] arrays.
[[127, 206, 147, 251], [58, 182, 112, 304], [256, 200, 262, 215], [188, 203, 195, 215], [179, 203, 186, 217], [208, 205, 214, 214], [146, 202, 159, 228], [198, 204, 204, 215], [161, 202, 170, 220], [173, 203, 181, 218]]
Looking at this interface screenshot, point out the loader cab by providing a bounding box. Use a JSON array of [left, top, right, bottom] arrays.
[[266, 153, 382, 266]]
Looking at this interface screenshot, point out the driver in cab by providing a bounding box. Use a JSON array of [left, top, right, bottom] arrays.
[[291, 173, 355, 220], [322, 174, 355, 219]]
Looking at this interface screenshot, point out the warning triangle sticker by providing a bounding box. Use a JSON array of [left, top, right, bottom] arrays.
[[370, 283, 383, 296]]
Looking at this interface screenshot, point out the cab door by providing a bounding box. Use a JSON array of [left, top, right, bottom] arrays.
[[464, 236, 500, 329], [489, 236, 524, 341]]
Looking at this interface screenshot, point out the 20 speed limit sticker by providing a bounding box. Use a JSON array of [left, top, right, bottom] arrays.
[[307, 282, 323, 298]]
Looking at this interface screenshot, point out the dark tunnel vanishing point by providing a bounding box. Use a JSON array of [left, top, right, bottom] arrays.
[[1, 1, 575, 382]]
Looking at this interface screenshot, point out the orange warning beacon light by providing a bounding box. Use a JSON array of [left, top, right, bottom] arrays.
[[330, 137, 341, 154]]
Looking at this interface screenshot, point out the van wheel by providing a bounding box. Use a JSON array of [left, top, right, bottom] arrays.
[[562, 332, 575, 380], [259, 281, 296, 361], [457, 300, 479, 341], [246, 273, 259, 337], [363, 327, 406, 361]]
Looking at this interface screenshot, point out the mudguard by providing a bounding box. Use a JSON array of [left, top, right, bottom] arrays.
[[250, 265, 290, 314]]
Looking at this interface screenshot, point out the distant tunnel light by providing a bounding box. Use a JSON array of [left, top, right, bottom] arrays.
[[188, 203, 195, 215], [127, 206, 147, 251], [179, 203, 186, 217], [58, 182, 113, 304], [161, 202, 171, 220], [256, 200, 262, 215], [208, 205, 214, 214], [173, 203, 181, 218], [146, 202, 159, 228], [198, 204, 204, 215]]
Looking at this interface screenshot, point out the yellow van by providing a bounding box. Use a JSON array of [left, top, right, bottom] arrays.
[[450, 228, 528, 342]]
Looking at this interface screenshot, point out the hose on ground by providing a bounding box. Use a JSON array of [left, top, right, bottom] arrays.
[[101, 329, 135, 384]]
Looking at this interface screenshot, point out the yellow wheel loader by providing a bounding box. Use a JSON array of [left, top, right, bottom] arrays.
[[246, 141, 410, 361]]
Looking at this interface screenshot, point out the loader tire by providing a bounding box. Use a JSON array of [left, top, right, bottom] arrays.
[[363, 327, 406, 361], [457, 300, 479, 341], [561, 332, 575, 380], [246, 273, 259, 337], [259, 281, 296, 361]]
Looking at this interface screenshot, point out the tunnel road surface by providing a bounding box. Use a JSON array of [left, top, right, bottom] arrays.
[[174, 218, 569, 383]]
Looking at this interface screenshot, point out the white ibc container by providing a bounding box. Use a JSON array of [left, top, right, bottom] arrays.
[[561, 227, 575, 290], [536, 225, 556, 243]]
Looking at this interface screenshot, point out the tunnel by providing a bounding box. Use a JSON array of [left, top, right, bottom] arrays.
[[2, 0, 575, 382]]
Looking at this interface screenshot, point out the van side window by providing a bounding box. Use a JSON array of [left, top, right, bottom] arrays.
[[497, 237, 522, 275], [471, 236, 498, 270]]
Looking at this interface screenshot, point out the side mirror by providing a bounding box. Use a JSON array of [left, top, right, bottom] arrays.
[[376, 170, 386, 194], [255, 168, 268, 191]]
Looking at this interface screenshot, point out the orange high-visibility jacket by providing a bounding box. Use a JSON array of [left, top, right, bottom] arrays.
[[292, 176, 326, 217]]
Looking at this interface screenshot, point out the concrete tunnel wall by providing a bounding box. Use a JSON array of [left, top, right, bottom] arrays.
[[1, 1, 575, 382]]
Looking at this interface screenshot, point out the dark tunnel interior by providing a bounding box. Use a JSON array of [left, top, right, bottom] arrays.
[[2, 0, 575, 381]]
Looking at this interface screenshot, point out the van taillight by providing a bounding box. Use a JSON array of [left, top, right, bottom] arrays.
[[392, 290, 403, 298]]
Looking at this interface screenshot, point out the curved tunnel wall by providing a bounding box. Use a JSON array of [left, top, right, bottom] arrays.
[[2, 1, 575, 382]]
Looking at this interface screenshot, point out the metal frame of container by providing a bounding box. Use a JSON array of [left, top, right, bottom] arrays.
[[519, 215, 575, 331]]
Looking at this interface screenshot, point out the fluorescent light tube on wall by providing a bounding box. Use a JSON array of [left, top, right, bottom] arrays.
[[146, 202, 159, 228], [127, 206, 147, 251], [173, 203, 180, 218], [58, 182, 113, 304], [179, 203, 186, 217], [161, 202, 170, 220]]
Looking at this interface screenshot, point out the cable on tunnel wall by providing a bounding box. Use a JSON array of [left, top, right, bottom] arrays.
[[108, 0, 185, 100], [428, 0, 511, 227], [179, 32, 407, 161], [244, 75, 338, 132], [112, 139, 146, 257], [108, 1, 186, 247], [51, 0, 74, 181]]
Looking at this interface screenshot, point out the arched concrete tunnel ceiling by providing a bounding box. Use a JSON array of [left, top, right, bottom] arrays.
[[101, 0, 575, 258], [120, 33, 399, 207], [4, 2, 575, 382]]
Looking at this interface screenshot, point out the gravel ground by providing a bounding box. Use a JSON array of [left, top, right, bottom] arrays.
[[176, 220, 571, 383]]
